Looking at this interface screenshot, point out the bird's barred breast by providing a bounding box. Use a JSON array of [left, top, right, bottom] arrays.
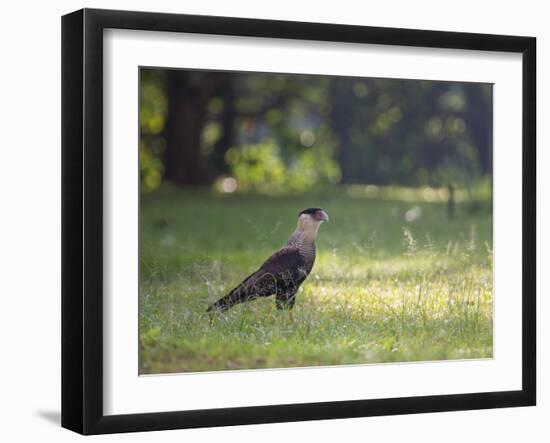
[[289, 234, 316, 275]]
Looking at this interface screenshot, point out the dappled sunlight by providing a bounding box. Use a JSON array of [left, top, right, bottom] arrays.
[[139, 190, 492, 374], [140, 245, 493, 373], [346, 184, 455, 202], [137, 66, 494, 373], [314, 249, 491, 282]]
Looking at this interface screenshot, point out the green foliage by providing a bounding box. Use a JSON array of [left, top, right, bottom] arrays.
[[139, 69, 492, 195], [221, 73, 341, 193], [225, 139, 340, 193], [140, 70, 167, 193], [139, 187, 492, 373]]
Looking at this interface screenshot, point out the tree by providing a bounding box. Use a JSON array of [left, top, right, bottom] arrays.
[[163, 70, 224, 185]]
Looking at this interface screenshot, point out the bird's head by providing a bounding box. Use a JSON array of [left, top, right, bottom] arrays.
[[296, 207, 329, 237]]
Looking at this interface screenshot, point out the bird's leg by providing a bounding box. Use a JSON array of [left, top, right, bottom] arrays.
[[275, 295, 295, 322], [288, 294, 296, 322], [275, 291, 297, 311], [275, 293, 288, 310]]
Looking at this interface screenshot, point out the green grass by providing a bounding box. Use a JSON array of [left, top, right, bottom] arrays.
[[139, 186, 493, 374]]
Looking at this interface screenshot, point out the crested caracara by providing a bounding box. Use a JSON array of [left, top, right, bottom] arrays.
[[207, 207, 329, 312]]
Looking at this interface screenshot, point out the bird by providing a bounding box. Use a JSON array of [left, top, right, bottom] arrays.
[[207, 207, 329, 313]]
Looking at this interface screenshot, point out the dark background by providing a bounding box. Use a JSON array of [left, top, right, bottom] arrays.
[[140, 68, 492, 211]]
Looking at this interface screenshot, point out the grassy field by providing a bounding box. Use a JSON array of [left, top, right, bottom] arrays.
[[139, 186, 493, 374]]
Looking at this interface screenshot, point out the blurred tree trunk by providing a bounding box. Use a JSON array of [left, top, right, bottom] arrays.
[[211, 78, 236, 175], [163, 71, 222, 186], [329, 79, 354, 184], [463, 84, 493, 175]]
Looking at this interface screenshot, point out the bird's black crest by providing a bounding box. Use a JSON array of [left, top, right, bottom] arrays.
[[299, 207, 324, 216]]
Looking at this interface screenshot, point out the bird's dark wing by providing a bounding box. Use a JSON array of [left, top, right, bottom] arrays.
[[257, 246, 305, 276], [207, 246, 305, 312]]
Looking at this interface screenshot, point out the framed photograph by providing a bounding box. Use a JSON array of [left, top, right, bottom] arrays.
[[61, 8, 536, 435]]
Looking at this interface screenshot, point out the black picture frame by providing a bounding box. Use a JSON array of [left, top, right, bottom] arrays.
[[61, 8, 536, 435]]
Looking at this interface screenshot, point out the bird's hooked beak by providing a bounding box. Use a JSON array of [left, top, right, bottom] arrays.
[[316, 210, 329, 222]]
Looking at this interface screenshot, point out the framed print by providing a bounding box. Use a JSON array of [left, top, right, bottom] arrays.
[[61, 8, 536, 435]]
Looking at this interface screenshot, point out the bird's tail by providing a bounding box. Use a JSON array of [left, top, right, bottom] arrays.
[[206, 286, 246, 313], [206, 295, 230, 313]]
